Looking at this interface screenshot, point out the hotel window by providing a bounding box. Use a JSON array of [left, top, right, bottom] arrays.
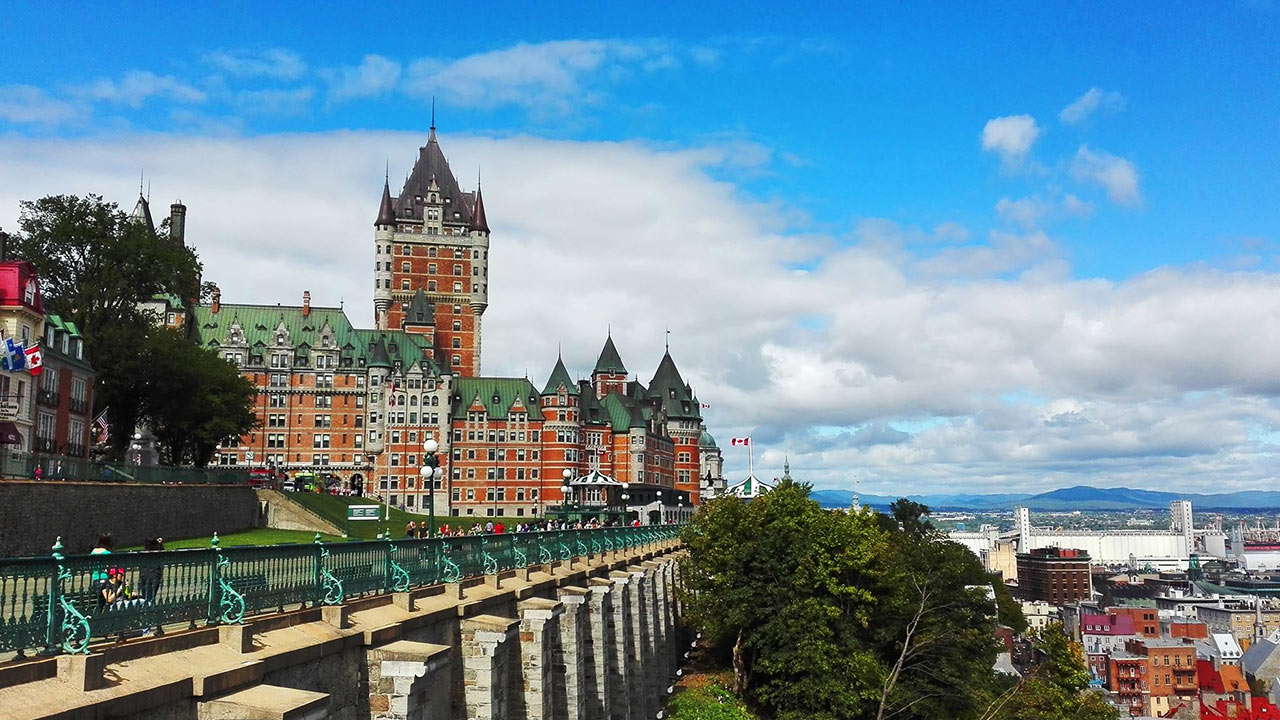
[[453, 282, 462, 293], [453, 305, 461, 314], [428, 247, 437, 257], [401, 280, 410, 290], [428, 263, 437, 274], [428, 281, 436, 292], [453, 265, 462, 276]]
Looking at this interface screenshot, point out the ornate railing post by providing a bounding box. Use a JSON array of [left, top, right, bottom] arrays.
[[513, 535, 528, 568], [316, 534, 343, 605], [537, 532, 553, 565], [440, 539, 461, 583], [386, 535, 410, 593], [481, 537, 499, 576], [44, 537, 88, 655], [208, 533, 244, 625]]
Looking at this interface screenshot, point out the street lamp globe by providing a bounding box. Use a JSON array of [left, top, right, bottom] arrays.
[[562, 468, 573, 481], [423, 438, 438, 454], [432, 466, 444, 480], [418, 465, 434, 478]]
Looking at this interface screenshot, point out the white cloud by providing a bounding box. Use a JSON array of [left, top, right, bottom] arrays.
[[80, 71, 205, 108], [0, 131, 1275, 496], [235, 87, 315, 116], [981, 114, 1040, 167], [1071, 145, 1141, 206], [996, 194, 1095, 229], [206, 49, 307, 80], [0, 85, 78, 124], [403, 40, 672, 116], [325, 55, 401, 101], [1059, 87, 1126, 125]]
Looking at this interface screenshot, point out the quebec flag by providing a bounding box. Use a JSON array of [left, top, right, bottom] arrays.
[[2, 339, 25, 372]]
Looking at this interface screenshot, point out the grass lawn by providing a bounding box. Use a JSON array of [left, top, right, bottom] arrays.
[[121, 528, 349, 550], [283, 491, 524, 539]]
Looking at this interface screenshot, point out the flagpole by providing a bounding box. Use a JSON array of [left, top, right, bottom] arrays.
[[748, 438, 754, 478]]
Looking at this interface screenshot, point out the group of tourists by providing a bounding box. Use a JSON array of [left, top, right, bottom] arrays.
[[404, 516, 646, 539], [88, 533, 165, 614]]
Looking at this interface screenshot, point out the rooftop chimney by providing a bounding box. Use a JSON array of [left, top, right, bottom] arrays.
[[169, 200, 186, 246], [302, 290, 311, 317], [211, 286, 221, 314], [0, 228, 7, 261]]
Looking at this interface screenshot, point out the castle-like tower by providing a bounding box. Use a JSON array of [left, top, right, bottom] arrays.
[[374, 122, 490, 377]]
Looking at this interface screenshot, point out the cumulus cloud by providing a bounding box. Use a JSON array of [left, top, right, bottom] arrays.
[[205, 48, 307, 80], [0, 85, 78, 124], [325, 54, 402, 101], [1071, 145, 1141, 206], [0, 131, 1275, 496], [234, 87, 315, 116], [981, 114, 1040, 167], [1059, 87, 1126, 125], [79, 71, 205, 108]]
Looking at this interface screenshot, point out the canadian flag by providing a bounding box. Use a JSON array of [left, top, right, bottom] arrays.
[[730, 437, 750, 446], [700, 403, 711, 409], [24, 344, 42, 376]]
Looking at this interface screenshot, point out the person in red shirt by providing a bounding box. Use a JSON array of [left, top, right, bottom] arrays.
[[494, 522, 505, 534]]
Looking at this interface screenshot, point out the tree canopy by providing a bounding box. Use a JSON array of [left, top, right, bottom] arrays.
[[679, 482, 1115, 720], [9, 194, 256, 465]]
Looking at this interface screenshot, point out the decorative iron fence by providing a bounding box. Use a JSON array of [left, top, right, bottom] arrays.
[[0, 450, 251, 485], [0, 525, 681, 658]]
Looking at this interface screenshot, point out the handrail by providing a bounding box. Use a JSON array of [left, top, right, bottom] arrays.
[[0, 525, 683, 658]]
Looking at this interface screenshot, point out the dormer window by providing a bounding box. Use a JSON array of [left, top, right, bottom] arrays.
[[75, 339, 83, 359], [61, 335, 69, 354], [23, 279, 36, 305], [46, 326, 54, 345]]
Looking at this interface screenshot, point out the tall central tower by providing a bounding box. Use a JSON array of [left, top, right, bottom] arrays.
[[374, 122, 490, 376]]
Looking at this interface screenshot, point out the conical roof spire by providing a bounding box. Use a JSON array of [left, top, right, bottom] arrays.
[[472, 180, 489, 233], [375, 175, 396, 227], [594, 333, 627, 375], [542, 353, 577, 395], [369, 335, 392, 368], [429, 97, 436, 142]]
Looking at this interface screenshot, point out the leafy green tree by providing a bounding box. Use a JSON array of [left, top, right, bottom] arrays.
[[986, 624, 1118, 720], [139, 329, 258, 466], [10, 194, 200, 342], [9, 194, 255, 464], [681, 480, 887, 720], [872, 511, 1002, 720]]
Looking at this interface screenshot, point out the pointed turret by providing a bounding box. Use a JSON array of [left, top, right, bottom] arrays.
[[542, 354, 577, 395], [375, 178, 395, 227], [369, 335, 392, 369], [649, 350, 700, 419], [471, 183, 489, 233], [403, 289, 435, 328], [594, 334, 627, 376]]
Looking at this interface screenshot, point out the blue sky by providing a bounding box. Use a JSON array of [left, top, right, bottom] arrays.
[[2, 2, 1280, 494]]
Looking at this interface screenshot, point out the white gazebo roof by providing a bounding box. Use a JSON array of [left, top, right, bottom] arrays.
[[725, 474, 773, 499], [569, 469, 624, 486]]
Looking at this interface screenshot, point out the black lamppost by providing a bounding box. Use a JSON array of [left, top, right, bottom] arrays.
[[420, 437, 444, 536], [619, 481, 630, 524], [656, 489, 664, 525]]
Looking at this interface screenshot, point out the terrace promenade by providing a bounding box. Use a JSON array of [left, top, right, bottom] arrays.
[[0, 527, 685, 720]]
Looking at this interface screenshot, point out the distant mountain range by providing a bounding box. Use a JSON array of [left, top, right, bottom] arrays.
[[810, 485, 1280, 511]]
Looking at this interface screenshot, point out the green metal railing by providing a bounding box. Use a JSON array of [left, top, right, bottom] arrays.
[[2, 451, 251, 485], [0, 525, 681, 658]]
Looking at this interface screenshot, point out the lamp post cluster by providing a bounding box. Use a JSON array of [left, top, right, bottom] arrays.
[[419, 437, 445, 536]]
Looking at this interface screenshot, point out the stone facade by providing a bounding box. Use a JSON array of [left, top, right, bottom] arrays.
[[555, 586, 590, 720], [0, 481, 259, 556], [461, 615, 519, 720]]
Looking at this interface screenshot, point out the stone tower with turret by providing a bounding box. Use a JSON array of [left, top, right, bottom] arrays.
[[374, 120, 490, 377]]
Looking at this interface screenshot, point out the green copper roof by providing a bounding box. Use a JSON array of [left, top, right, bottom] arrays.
[[699, 430, 717, 448], [45, 314, 83, 339], [593, 334, 626, 375], [648, 351, 701, 420], [600, 392, 646, 431], [452, 377, 540, 420], [190, 302, 436, 373], [542, 355, 577, 395]]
